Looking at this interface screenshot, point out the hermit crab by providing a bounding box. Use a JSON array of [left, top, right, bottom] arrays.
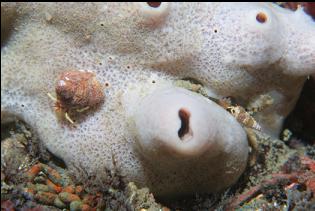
[[47, 70, 104, 125]]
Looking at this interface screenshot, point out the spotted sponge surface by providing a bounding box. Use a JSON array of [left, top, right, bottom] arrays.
[[1, 2, 314, 197]]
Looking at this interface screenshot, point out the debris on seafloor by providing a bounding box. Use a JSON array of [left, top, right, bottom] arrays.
[[22, 162, 97, 210], [226, 155, 315, 210], [1, 119, 168, 211], [281, 129, 293, 142], [224, 127, 315, 210], [126, 182, 167, 211]]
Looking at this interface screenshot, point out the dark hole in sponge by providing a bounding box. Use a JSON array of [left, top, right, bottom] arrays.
[[256, 12, 267, 23], [147, 2, 161, 8], [178, 108, 192, 140]]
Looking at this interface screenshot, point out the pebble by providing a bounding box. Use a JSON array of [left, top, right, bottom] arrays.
[[59, 192, 81, 204], [35, 191, 57, 205], [34, 175, 46, 184], [63, 185, 75, 193], [69, 200, 83, 211], [54, 196, 67, 209], [40, 163, 62, 185], [35, 184, 50, 192], [46, 178, 62, 193]]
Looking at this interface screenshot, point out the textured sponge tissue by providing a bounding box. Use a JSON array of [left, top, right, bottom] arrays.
[[1, 2, 315, 197], [130, 87, 248, 197]]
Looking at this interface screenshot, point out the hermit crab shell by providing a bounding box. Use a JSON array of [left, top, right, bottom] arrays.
[[55, 70, 104, 110]]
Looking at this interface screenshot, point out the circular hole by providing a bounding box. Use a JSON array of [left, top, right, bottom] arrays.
[[152, 80, 156, 84], [147, 2, 161, 8], [99, 62, 102, 65], [21, 104, 25, 107], [256, 12, 267, 23], [105, 82, 109, 87], [214, 29, 218, 33], [127, 65, 130, 69], [100, 23, 104, 26]]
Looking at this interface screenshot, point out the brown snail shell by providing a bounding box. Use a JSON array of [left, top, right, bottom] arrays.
[[55, 70, 104, 110]]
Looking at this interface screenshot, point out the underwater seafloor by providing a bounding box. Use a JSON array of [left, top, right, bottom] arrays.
[[1, 2, 315, 211]]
